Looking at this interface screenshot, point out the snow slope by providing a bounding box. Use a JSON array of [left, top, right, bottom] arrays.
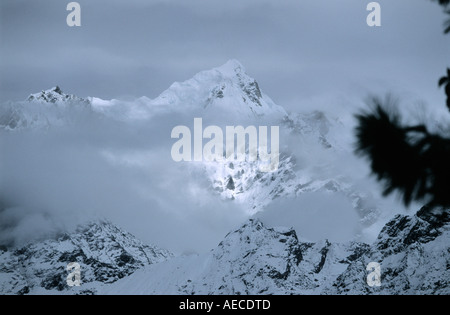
[[152, 59, 287, 120], [99, 207, 449, 295], [86, 59, 286, 122], [0, 221, 172, 295], [100, 218, 369, 295], [0, 208, 447, 295], [333, 206, 450, 295]]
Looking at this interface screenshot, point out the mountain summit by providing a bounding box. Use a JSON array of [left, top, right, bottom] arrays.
[[100, 208, 449, 295], [27, 86, 90, 106], [152, 59, 287, 120], [0, 220, 173, 295], [0, 86, 92, 130], [2, 61, 286, 126]]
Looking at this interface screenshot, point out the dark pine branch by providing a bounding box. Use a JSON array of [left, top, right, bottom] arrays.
[[355, 104, 450, 207]]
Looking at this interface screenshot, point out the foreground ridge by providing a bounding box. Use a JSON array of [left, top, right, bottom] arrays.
[[99, 208, 449, 295], [0, 220, 173, 295]]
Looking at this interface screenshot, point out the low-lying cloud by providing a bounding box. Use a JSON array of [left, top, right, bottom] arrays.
[[0, 107, 250, 253], [0, 94, 421, 253]]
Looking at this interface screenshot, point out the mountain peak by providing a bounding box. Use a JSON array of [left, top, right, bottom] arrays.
[[26, 86, 90, 106], [152, 60, 287, 119], [213, 59, 246, 78], [0, 219, 172, 294], [52, 86, 63, 94]]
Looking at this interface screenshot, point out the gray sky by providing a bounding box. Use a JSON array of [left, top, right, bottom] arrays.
[[1, 0, 449, 112]]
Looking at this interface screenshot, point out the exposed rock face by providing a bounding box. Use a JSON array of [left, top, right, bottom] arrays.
[[0, 221, 173, 295], [101, 209, 449, 295], [26, 86, 90, 106], [1, 209, 448, 295], [332, 207, 450, 295], [0, 86, 92, 131]]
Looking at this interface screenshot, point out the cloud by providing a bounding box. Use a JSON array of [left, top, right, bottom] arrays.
[[256, 192, 360, 243], [0, 91, 416, 253], [1, 0, 448, 115], [0, 107, 249, 253]]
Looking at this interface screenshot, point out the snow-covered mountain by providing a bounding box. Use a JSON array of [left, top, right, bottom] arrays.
[[202, 108, 378, 219], [0, 60, 285, 126], [0, 221, 172, 295], [0, 60, 382, 225], [99, 207, 448, 295], [0, 86, 92, 130], [86, 60, 286, 122], [333, 206, 450, 295], [26, 86, 90, 106], [0, 207, 447, 295], [152, 59, 287, 120]]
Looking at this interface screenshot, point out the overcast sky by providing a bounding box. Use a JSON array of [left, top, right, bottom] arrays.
[[1, 0, 449, 113]]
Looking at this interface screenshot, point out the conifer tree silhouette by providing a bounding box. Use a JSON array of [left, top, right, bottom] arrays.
[[355, 1, 450, 208], [439, 68, 450, 111]]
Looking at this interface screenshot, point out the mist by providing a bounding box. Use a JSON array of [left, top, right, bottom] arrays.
[[0, 92, 413, 254], [0, 106, 253, 254], [256, 193, 360, 243]]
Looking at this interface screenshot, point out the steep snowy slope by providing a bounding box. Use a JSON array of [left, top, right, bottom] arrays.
[[0, 221, 172, 295], [332, 206, 450, 295], [152, 59, 287, 120], [200, 106, 379, 222], [1, 208, 447, 295], [87, 60, 287, 122], [101, 208, 449, 295], [101, 218, 369, 295]]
